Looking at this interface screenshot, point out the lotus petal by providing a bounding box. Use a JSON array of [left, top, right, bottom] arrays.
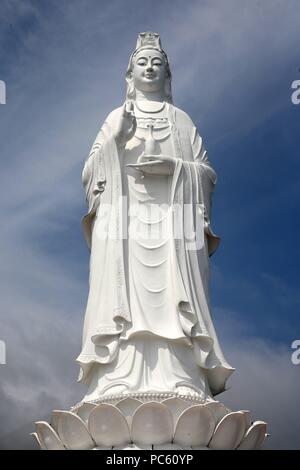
[[114, 444, 152, 450], [192, 446, 211, 450], [209, 411, 247, 450], [76, 403, 97, 424], [161, 398, 190, 427], [88, 404, 130, 446], [93, 446, 114, 450], [54, 411, 94, 450], [31, 432, 46, 450], [116, 398, 143, 426], [153, 444, 186, 450], [173, 405, 215, 447], [203, 401, 229, 425], [237, 421, 267, 450], [131, 402, 173, 445], [35, 421, 65, 450], [239, 410, 252, 429], [50, 410, 62, 433]]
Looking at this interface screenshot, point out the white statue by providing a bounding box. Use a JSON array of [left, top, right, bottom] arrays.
[[76, 32, 234, 403], [33, 33, 268, 451]]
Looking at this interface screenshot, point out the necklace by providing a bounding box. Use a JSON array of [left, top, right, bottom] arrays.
[[135, 100, 166, 114]]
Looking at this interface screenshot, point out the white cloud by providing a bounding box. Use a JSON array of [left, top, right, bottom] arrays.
[[221, 335, 300, 449]]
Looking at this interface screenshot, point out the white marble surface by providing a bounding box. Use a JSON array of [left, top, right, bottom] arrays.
[[77, 31, 234, 404]]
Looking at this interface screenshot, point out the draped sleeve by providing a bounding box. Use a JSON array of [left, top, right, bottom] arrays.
[[81, 110, 121, 250], [174, 108, 220, 256]]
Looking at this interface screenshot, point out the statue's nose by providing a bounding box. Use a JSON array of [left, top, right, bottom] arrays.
[[146, 64, 153, 71]]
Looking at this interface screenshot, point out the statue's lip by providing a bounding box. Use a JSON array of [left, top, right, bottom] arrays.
[[144, 73, 155, 78]]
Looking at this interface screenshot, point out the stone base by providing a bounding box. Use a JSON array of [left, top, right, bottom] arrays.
[[32, 393, 267, 450]]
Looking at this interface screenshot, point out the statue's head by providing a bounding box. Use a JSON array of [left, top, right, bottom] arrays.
[[126, 32, 172, 103]]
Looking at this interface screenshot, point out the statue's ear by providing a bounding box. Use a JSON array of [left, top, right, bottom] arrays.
[[126, 70, 133, 82], [164, 76, 173, 103]]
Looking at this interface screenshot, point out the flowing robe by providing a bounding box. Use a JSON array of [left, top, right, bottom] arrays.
[[77, 103, 234, 401]]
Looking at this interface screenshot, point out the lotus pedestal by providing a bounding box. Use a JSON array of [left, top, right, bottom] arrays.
[[33, 393, 267, 450]]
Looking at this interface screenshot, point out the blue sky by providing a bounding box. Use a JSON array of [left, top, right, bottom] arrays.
[[0, 0, 299, 449]]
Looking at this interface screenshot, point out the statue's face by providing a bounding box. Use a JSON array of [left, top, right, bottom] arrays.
[[132, 49, 167, 93]]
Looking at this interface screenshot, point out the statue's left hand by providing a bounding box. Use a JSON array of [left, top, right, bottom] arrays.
[[126, 154, 176, 176]]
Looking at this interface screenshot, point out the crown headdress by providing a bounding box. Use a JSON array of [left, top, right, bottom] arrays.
[[135, 32, 162, 50]]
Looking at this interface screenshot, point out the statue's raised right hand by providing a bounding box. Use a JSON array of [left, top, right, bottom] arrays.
[[114, 100, 136, 147]]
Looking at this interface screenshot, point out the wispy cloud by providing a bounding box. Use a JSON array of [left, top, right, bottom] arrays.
[[222, 334, 300, 450]]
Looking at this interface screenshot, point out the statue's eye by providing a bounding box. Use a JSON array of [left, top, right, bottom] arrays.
[[137, 61, 147, 66]]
